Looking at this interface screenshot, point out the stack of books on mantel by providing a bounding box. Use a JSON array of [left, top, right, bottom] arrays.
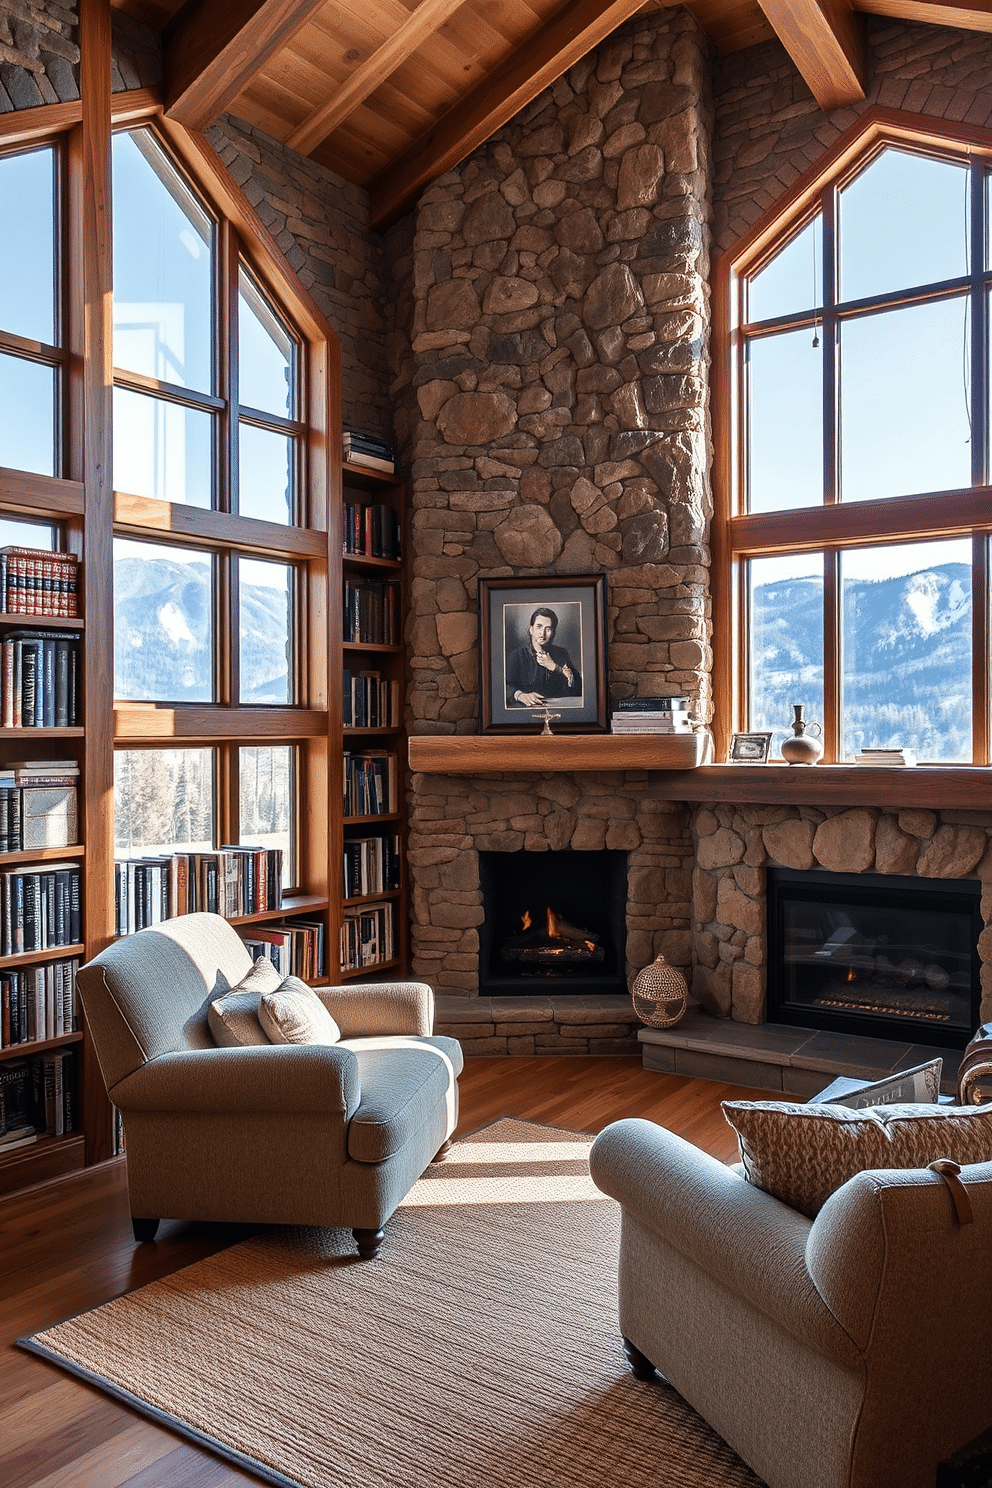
[[344, 431, 395, 474], [611, 696, 694, 734], [854, 747, 918, 767]]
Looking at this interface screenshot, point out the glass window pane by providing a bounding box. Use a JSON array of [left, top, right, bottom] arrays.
[[114, 748, 214, 856], [842, 540, 972, 763], [748, 553, 824, 759], [114, 538, 213, 702], [747, 329, 822, 512], [0, 147, 56, 344], [0, 352, 55, 476], [112, 130, 213, 393], [839, 299, 971, 502], [239, 269, 294, 418], [238, 423, 293, 523], [240, 746, 293, 889], [0, 518, 55, 549], [239, 558, 293, 704], [839, 149, 968, 301], [748, 216, 821, 324], [113, 386, 212, 507]]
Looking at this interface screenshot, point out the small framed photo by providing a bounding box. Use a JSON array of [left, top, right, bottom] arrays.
[[728, 731, 773, 763], [478, 574, 609, 734]]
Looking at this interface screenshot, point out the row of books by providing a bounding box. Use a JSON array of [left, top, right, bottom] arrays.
[[341, 902, 396, 971], [611, 694, 695, 735], [1, 546, 79, 618], [343, 502, 401, 561], [343, 668, 401, 729], [242, 920, 325, 980], [0, 1049, 77, 1149], [1, 631, 81, 728], [114, 847, 284, 935], [0, 864, 82, 956], [0, 784, 78, 851], [344, 752, 396, 818], [343, 833, 401, 900], [1, 956, 80, 1047], [343, 578, 400, 646], [344, 431, 395, 474]]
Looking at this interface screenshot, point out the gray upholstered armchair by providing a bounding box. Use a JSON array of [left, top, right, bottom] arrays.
[[77, 913, 462, 1258], [590, 1117, 992, 1488]]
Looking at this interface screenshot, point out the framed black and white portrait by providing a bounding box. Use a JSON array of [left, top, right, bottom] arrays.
[[478, 574, 608, 734]]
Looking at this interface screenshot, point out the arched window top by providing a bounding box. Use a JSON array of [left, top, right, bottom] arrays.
[[716, 113, 992, 767]]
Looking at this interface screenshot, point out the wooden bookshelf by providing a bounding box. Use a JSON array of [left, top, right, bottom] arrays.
[[337, 461, 408, 983]]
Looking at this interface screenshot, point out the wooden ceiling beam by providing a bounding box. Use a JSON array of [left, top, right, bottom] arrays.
[[164, 0, 326, 132], [286, 0, 472, 159], [756, 0, 866, 110], [365, 0, 651, 231]]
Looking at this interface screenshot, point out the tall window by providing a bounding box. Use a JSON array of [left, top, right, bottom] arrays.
[[0, 146, 59, 478], [110, 125, 314, 886], [726, 127, 991, 764]]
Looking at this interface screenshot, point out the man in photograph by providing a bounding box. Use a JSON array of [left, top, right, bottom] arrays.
[[505, 606, 582, 707]]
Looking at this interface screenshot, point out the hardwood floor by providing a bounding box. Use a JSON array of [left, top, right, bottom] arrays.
[[0, 1057, 765, 1488]]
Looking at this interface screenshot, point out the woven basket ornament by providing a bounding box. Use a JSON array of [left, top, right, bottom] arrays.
[[631, 954, 689, 1028]]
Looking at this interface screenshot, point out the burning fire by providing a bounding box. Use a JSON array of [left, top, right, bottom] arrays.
[[518, 906, 596, 954]]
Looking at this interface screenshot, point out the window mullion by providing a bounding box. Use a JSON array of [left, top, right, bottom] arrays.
[[218, 219, 238, 516], [823, 549, 840, 762], [974, 532, 991, 764], [971, 164, 989, 489], [822, 187, 838, 506]]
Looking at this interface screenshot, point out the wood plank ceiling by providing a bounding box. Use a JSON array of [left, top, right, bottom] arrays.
[[112, 0, 992, 230]]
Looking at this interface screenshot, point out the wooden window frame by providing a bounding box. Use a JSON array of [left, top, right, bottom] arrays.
[[712, 109, 992, 768]]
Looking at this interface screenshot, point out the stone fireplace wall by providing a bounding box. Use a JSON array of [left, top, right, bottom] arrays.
[[407, 769, 692, 993], [691, 804, 992, 1025]]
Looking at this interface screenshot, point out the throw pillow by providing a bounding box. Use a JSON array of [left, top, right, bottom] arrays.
[[208, 957, 283, 1047], [258, 976, 342, 1045], [722, 1099, 992, 1218]]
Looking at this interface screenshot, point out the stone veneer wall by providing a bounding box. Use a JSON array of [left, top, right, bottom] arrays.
[[407, 771, 693, 994], [388, 9, 714, 734], [386, 11, 713, 997], [711, 17, 992, 255], [0, 0, 77, 108], [692, 804, 992, 1024]]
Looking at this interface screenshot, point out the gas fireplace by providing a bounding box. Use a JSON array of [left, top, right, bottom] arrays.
[[478, 850, 628, 996], [767, 868, 981, 1048]]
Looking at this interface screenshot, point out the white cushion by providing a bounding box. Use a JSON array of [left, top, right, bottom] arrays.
[[258, 976, 341, 1045], [207, 957, 282, 1047]]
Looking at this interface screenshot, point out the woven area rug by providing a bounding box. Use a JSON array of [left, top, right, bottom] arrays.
[[21, 1118, 765, 1488]]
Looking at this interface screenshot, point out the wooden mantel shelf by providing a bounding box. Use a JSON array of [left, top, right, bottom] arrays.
[[408, 735, 992, 810], [409, 732, 706, 774]]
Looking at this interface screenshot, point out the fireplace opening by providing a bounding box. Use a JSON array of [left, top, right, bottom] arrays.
[[478, 850, 627, 996], [767, 868, 981, 1048]]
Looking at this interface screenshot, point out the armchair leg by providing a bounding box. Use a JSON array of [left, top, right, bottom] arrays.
[[434, 1138, 453, 1162], [132, 1217, 160, 1243], [622, 1337, 657, 1380], [353, 1227, 385, 1260]]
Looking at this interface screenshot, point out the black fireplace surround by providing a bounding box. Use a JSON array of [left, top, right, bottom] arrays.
[[478, 849, 628, 996], [767, 868, 981, 1048]]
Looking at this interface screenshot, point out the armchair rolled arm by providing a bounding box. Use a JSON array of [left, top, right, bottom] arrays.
[[110, 1043, 361, 1118], [590, 1119, 855, 1359], [317, 981, 434, 1038]]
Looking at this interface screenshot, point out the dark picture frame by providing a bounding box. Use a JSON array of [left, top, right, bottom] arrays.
[[728, 731, 773, 763], [478, 574, 609, 734]]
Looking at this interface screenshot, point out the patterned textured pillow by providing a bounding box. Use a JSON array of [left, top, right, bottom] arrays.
[[258, 976, 342, 1046], [208, 957, 283, 1047], [722, 1100, 992, 1218]]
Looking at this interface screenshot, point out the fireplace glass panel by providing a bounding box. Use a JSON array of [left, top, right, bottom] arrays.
[[768, 868, 980, 1047]]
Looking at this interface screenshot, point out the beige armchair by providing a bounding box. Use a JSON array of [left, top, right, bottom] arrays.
[[77, 913, 461, 1259], [589, 1118, 992, 1488]]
